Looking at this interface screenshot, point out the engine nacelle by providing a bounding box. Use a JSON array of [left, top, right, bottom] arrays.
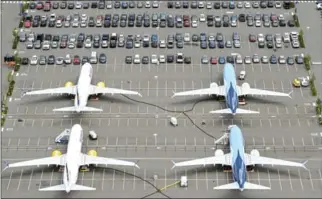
[[51, 150, 62, 157], [64, 81, 74, 87], [241, 82, 250, 92], [215, 149, 224, 157], [96, 82, 105, 88], [87, 149, 97, 156], [210, 82, 218, 89], [250, 149, 260, 157]]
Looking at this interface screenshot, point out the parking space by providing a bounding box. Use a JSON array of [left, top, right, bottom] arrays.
[[2, 1, 322, 198]]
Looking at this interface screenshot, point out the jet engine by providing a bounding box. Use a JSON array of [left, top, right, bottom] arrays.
[[96, 82, 105, 88], [64, 81, 74, 87], [241, 82, 250, 95], [87, 149, 98, 157], [250, 149, 260, 157], [51, 150, 62, 157], [210, 82, 218, 89], [215, 149, 224, 157]]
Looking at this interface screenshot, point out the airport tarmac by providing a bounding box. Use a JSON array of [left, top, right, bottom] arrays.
[[2, 1, 322, 198]]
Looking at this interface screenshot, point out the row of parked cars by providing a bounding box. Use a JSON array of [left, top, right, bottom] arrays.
[[24, 12, 294, 29], [249, 32, 300, 49], [23, 52, 107, 66]]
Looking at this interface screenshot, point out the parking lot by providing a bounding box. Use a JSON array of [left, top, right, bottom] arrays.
[[2, 1, 322, 198]]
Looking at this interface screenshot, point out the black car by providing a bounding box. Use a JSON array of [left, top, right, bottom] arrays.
[[48, 21, 55, 27], [40, 20, 47, 27], [91, 2, 98, 8], [83, 2, 89, 9], [239, 14, 246, 22], [214, 2, 221, 9], [260, 1, 267, 8], [142, 56, 149, 64], [125, 56, 132, 64], [168, 1, 174, 8], [99, 53, 107, 64], [21, 57, 29, 65], [29, 2, 36, 9], [68, 2, 74, 9], [32, 20, 39, 27], [93, 41, 100, 48], [110, 40, 116, 48], [167, 55, 174, 63], [288, 20, 295, 27], [279, 20, 286, 27], [267, 41, 273, 48], [76, 41, 83, 48], [52, 2, 59, 9], [82, 56, 89, 64], [191, 1, 198, 8], [226, 56, 234, 64], [47, 55, 55, 65], [126, 39, 133, 49], [114, 1, 121, 8], [184, 57, 191, 64], [267, 1, 274, 7], [98, 1, 105, 9], [183, 1, 189, 8]]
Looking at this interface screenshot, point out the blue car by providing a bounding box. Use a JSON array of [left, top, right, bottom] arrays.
[[209, 41, 216, 49], [200, 33, 207, 41], [218, 41, 225, 48], [270, 55, 277, 64], [219, 56, 226, 64], [200, 41, 207, 49]]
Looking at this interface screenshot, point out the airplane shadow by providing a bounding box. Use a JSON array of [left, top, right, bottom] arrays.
[[98, 95, 135, 105], [245, 96, 287, 106], [169, 97, 215, 107]]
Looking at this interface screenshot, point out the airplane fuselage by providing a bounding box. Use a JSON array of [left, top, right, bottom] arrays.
[[229, 126, 247, 191], [63, 124, 84, 192], [74, 63, 93, 112], [223, 63, 239, 115]]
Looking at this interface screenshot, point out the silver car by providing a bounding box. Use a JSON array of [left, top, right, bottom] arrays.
[[42, 41, 50, 50], [261, 56, 269, 64], [51, 41, 58, 48], [233, 40, 241, 48], [64, 21, 70, 27], [56, 57, 64, 65], [252, 54, 260, 63], [201, 55, 209, 64], [26, 41, 33, 49], [39, 55, 46, 65], [235, 55, 243, 64]]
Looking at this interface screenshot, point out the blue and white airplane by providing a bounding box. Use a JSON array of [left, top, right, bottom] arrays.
[[171, 125, 307, 191], [172, 63, 291, 115]]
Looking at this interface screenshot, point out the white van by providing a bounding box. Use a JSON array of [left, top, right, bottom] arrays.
[[90, 51, 97, 64]]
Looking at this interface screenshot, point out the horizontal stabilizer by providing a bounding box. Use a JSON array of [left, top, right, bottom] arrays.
[[53, 106, 103, 112], [39, 184, 96, 191], [209, 108, 259, 114], [214, 182, 270, 190]]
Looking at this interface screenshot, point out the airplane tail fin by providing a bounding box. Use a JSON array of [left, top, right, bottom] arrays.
[[209, 108, 259, 114], [214, 182, 270, 190], [39, 184, 96, 191], [53, 106, 103, 112]]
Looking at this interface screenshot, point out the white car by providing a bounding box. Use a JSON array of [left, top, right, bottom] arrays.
[[278, 14, 284, 21], [159, 55, 166, 63], [56, 20, 62, 28], [159, 40, 166, 48], [233, 40, 241, 48], [26, 41, 33, 49], [184, 33, 190, 42], [81, 14, 87, 21], [84, 39, 92, 48], [198, 1, 204, 8], [64, 21, 70, 27], [42, 41, 50, 50], [231, 20, 237, 27], [235, 55, 243, 64], [106, 1, 112, 9], [134, 54, 140, 64], [191, 20, 198, 28], [152, 1, 159, 8], [30, 55, 38, 65], [75, 2, 82, 9], [101, 40, 108, 48], [208, 35, 215, 41], [56, 57, 64, 65], [64, 54, 71, 64], [261, 56, 269, 63], [255, 20, 261, 27], [72, 21, 79, 27], [275, 1, 282, 8], [68, 42, 75, 49], [80, 21, 87, 27], [176, 53, 184, 63], [283, 32, 290, 43], [244, 1, 251, 8], [151, 54, 158, 64], [145, 1, 151, 8], [49, 13, 56, 21], [199, 14, 206, 22], [134, 40, 141, 48], [278, 56, 286, 64], [257, 34, 264, 42], [244, 56, 252, 64], [239, 71, 246, 80], [206, 2, 212, 9]]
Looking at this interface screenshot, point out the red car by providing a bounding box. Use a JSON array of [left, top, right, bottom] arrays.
[[24, 20, 31, 28], [249, 34, 256, 42], [210, 57, 218, 65], [184, 20, 190, 27], [44, 3, 51, 11], [73, 55, 80, 65], [36, 2, 43, 9]]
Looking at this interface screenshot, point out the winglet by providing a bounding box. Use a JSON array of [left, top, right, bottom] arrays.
[[137, 93, 143, 97], [2, 161, 9, 172], [171, 160, 176, 169], [171, 91, 176, 98], [135, 164, 140, 169], [302, 160, 309, 170], [288, 91, 293, 99]]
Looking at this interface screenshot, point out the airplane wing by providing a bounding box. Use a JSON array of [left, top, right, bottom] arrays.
[[82, 154, 140, 168], [171, 154, 231, 169], [245, 154, 307, 169], [24, 86, 76, 96], [172, 86, 225, 98], [89, 85, 142, 97], [237, 85, 291, 98], [5, 155, 66, 169]]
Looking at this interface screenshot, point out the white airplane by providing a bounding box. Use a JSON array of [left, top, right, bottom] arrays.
[[171, 125, 307, 191], [23, 63, 142, 112], [4, 124, 140, 193], [172, 63, 291, 115]]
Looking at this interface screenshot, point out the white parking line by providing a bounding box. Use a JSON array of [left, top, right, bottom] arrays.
[[288, 169, 293, 191], [101, 168, 105, 190], [112, 170, 115, 190], [38, 169, 44, 189], [6, 170, 13, 190], [298, 168, 304, 190], [28, 168, 34, 190], [308, 169, 315, 190], [16, 169, 23, 190], [277, 169, 283, 190]]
